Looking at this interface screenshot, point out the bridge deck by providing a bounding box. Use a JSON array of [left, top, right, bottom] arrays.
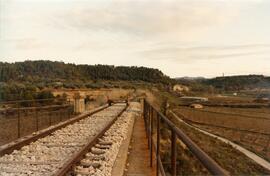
[[125, 115, 156, 176]]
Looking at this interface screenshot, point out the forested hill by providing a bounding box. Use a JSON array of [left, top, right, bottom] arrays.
[[203, 75, 270, 90], [176, 75, 270, 91], [0, 60, 172, 84]]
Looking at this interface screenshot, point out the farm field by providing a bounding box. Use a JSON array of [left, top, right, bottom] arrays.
[[174, 106, 270, 162], [158, 112, 270, 175], [203, 106, 270, 119], [206, 96, 255, 104], [175, 107, 270, 133]]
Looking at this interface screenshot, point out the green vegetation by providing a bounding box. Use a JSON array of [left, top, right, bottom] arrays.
[[176, 75, 270, 93], [0, 60, 173, 101], [0, 82, 54, 102], [204, 75, 270, 91], [0, 60, 172, 84]]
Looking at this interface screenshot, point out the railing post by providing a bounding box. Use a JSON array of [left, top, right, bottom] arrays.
[[17, 106, 21, 138], [148, 106, 151, 150], [157, 113, 160, 176], [150, 107, 153, 167], [68, 106, 71, 119], [36, 109, 39, 131], [147, 106, 151, 149], [171, 130, 177, 176], [49, 111, 52, 126], [60, 109, 63, 122], [143, 99, 145, 118], [144, 100, 148, 135]]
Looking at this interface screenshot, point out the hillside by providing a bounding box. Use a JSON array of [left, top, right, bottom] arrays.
[[0, 60, 173, 101], [203, 75, 270, 90], [0, 60, 172, 84], [175, 75, 270, 91]]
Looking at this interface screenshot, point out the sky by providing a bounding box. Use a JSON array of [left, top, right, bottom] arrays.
[[0, 0, 269, 78]]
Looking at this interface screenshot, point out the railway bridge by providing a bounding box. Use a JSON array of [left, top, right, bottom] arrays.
[[0, 97, 228, 176]]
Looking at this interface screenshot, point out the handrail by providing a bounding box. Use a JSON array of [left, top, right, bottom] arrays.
[[0, 98, 68, 104], [143, 99, 229, 176]]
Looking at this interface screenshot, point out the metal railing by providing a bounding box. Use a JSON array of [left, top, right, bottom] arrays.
[[143, 99, 229, 176], [0, 98, 74, 145]]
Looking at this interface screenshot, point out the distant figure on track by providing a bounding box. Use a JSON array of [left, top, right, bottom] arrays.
[[107, 97, 113, 106]]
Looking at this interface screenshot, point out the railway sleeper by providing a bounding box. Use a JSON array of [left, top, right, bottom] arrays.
[[85, 154, 105, 161], [80, 159, 101, 168], [95, 144, 111, 149], [90, 148, 106, 155], [74, 166, 96, 175], [98, 139, 113, 146]]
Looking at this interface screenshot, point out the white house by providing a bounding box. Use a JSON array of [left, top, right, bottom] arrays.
[[173, 84, 189, 92]]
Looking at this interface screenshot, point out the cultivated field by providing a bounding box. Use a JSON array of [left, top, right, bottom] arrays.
[[157, 112, 270, 175], [176, 107, 270, 133], [174, 106, 270, 162]]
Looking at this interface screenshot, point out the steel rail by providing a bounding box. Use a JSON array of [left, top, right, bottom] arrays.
[[54, 102, 129, 176], [0, 104, 110, 156]]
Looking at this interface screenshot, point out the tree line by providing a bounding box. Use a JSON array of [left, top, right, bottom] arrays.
[[203, 75, 270, 91], [0, 60, 173, 101], [176, 75, 270, 92], [0, 60, 172, 84]]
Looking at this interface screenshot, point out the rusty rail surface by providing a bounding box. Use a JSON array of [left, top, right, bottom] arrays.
[[0, 104, 110, 156], [54, 102, 129, 176], [143, 99, 229, 176]]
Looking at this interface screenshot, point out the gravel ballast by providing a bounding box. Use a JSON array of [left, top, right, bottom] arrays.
[[0, 104, 126, 176]]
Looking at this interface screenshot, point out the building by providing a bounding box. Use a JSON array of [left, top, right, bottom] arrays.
[[190, 104, 204, 109], [173, 84, 189, 92], [180, 96, 208, 102]]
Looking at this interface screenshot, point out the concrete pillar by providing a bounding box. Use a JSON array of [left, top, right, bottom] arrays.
[[74, 93, 85, 113]]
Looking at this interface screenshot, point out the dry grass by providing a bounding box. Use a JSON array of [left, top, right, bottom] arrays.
[[174, 106, 270, 162], [207, 96, 255, 104], [161, 113, 270, 175], [147, 91, 270, 174], [176, 107, 270, 134], [193, 124, 270, 162], [204, 106, 270, 119]]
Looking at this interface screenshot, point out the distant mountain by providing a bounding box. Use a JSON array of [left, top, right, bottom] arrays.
[[174, 76, 206, 81], [203, 75, 270, 90], [174, 75, 270, 91]]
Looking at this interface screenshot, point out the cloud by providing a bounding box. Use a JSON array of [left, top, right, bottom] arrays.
[[51, 0, 239, 40], [3, 38, 45, 50], [141, 43, 270, 61], [1, 0, 269, 77]]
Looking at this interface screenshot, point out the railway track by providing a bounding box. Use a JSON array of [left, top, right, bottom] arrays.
[[0, 102, 140, 176]]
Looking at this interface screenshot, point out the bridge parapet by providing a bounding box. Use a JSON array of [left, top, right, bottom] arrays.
[[73, 93, 85, 113], [143, 99, 229, 176]]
